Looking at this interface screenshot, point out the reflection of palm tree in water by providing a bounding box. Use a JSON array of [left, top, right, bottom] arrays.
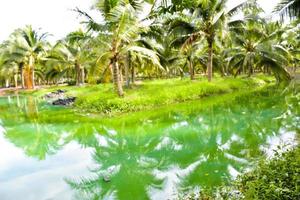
[[0, 86, 297, 199], [1, 96, 71, 159], [176, 92, 295, 191], [65, 107, 274, 199], [147, 108, 244, 193], [67, 129, 163, 200], [65, 88, 299, 199], [25, 96, 39, 120]]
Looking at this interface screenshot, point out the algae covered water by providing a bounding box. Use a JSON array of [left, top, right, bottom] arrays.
[[0, 85, 299, 200]]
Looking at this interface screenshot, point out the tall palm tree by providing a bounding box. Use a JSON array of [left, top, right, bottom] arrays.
[[0, 44, 21, 88], [139, 11, 208, 80], [280, 21, 300, 74], [9, 25, 48, 89], [228, 6, 291, 81], [169, 0, 246, 81], [78, 0, 162, 97], [139, 20, 182, 78], [46, 30, 94, 86]]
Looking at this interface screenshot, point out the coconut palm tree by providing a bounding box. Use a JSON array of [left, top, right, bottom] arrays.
[[9, 25, 48, 89], [0, 44, 21, 88], [145, 14, 198, 79], [77, 0, 162, 97], [169, 0, 247, 81], [228, 7, 291, 81], [46, 30, 94, 86], [279, 21, 300, 74]]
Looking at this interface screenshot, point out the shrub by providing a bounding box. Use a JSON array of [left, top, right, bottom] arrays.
[[234, 147, 300, 200], [182, 146, 300, 200]]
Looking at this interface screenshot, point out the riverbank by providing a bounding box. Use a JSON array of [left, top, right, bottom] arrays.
[[184, 145, 300, 200], [0, 87, 19, 96], [10, 76, 275, 115]]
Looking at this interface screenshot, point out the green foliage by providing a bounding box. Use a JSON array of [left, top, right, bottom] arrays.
[[27, 76, 274, 115], [74, 77, 266, 114], [0, 0, 298, 91], [234, 147, 300, 200], [182, 146, 300, 200]]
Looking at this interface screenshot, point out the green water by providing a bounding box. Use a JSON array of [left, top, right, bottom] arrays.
[[0, 84, 299, 200]]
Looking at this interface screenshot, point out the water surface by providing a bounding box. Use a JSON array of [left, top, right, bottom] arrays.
[[0, 84, 299, 200]]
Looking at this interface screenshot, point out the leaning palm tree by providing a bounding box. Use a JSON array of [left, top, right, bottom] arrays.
[[169, 0, 247, 81], [9, 25, 48, 89], [274, 0, 300, 19]]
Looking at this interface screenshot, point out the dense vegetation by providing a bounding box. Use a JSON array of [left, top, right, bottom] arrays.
[[187, 146, 300, 200], [235, 147, 300, 200], [0, 0, 299, 97]]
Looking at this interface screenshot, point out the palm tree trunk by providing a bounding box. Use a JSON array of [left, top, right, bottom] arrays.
[[29, 55, 35, 89], [14, 74, 18, 89], [125, 53, 130, 87], [5, 79, 9, 88], [125, 62, 130, 87], [248, 65, 252, 77], [131, 65, 135, 84], [248, 57, 253, 77], [226, 64, 229, 76], [24, 66, 30, 89], [24, 65, 33, 89], [75, 62, 80, 86], [207, 41, 213, 82], [27, 68, 34, 89], [112, 58, 124, 97], [31, 68, 35, 89], [189, 58, 194, 80], [20, 64, 25, 89], [109, 64, 114, 83], [81, 67, 85, 85]]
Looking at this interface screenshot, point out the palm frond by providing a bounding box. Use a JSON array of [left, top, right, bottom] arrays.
[[274, 0, 300, 20]]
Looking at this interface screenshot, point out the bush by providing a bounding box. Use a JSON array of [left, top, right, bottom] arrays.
[[234, 147, 300, 200], [183, 146, 300, 200]]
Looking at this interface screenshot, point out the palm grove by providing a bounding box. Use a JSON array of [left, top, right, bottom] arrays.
[[0, 0, 299, 97]]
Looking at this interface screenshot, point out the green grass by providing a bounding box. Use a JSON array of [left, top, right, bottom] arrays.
[[22, 76, 275, 115]]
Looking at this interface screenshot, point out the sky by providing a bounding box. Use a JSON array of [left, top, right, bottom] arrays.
[[0, 0, 280, 42]]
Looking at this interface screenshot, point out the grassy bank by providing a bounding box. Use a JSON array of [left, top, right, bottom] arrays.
[[185, 145, 300, 200], [21, 76, 274, 115]]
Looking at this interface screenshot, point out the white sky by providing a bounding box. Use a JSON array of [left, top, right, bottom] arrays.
[[0, 0, 280, 42]]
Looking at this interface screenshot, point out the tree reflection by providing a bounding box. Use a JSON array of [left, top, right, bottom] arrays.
[[0, 84, 298, 199], [66, 86, 299, 199], [0, 95, 80, 159]]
